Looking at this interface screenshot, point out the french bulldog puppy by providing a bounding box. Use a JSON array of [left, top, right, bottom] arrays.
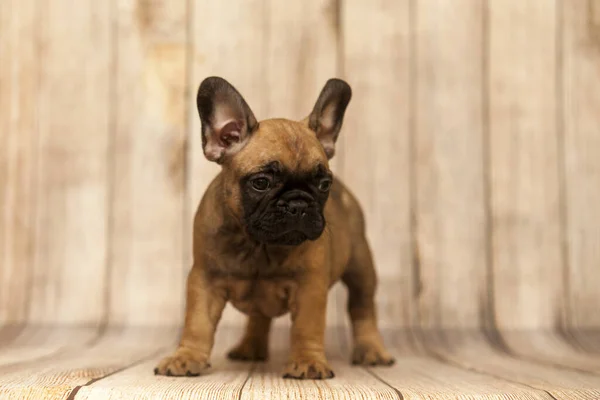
[[155, 77, 394, 379]]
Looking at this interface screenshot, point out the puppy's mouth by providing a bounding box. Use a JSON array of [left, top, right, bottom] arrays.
[[267, 230, 309, 246], [247, 219, 325, 246]]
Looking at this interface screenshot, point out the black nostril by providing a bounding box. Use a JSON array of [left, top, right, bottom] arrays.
[[287, 199, 308, 216]]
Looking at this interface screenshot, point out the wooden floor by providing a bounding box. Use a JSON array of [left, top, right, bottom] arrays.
[[1, 326, 600, 399]]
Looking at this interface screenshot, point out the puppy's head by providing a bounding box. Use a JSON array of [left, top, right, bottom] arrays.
[[197, 77, 351, 246]]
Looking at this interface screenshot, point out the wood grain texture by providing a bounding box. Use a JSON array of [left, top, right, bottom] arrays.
[[2, 0, 600, 361], [28, 0, 112, 325], [0, 326, 97, 368], [0, 0, 38, 325], [562, 0, 600, 330], [501, 330, 600, 373], [423, 330, 600, 399], [0, 329, 599, 398], [108, 0, 187, 327], [263, 0, 339, 120], [488, 0, 564, 330], [375, 353, 551, 399], [413, 0, 487, 330], [0, 327, 176, 400], [341, 0, 412, 329], [242, 355, 398, 400], [188, 0, 267, 327], [239, 327, 398, 400], [74, 328, 244, 400], [75, 355, 251, 400]]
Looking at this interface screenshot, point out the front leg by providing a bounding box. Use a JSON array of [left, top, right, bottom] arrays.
[[283, 275, 334, 380], [155, 265, 226, 377]]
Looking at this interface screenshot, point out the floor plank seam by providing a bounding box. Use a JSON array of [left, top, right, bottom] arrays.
[[65, 345, 170, 400], [236, 362, 256, 400], [363, 367, 404, 400]]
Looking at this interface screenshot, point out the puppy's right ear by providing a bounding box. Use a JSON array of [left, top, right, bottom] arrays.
[[196, 77, 258, 163]]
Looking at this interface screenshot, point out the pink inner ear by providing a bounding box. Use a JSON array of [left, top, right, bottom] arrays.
[[320, 103, 337, 133], [218, 120, 242, 147]]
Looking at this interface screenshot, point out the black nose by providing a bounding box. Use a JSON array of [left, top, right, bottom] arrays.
[[279, 199, 308, 216]]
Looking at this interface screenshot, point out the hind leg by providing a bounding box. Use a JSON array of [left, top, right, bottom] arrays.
[[227, 314, 271, 362], [343, 239, 395, 366]]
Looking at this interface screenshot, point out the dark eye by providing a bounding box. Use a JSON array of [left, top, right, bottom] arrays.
[[318, 178, 332, 192], [251, 177, 271, 192]]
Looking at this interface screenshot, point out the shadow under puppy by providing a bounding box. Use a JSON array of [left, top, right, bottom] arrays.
[[155, 77, 394, 379]]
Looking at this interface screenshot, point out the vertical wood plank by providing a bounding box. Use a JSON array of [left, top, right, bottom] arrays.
[[264, 0, 339, 119], [0, 0, 38, 325], [488, 0, 563, 329], [341, 0, 412, 328], [108, 0, 187, 326], [29, 0, 112, 324], [189, 0, 267, 326], [413, 0, 487, 329], [562, 0, 600, 329]]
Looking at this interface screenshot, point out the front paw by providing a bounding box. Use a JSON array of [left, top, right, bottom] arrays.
[[352, 342, 395, 366], [154, 348, 210, 377], [283, 357, 334, 380]]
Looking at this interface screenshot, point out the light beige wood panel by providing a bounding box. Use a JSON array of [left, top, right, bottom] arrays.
[[341, 0, 412, 329], [188, 0, 267, 327], [0, 326, 23, 349], [28, 0, 112, 325], [374, 353, 551, 399], [488, 0, 564, 329], [413, 0, 487, 330], [74, 328, 248, 399], [562, 0, 600, 329], [569, 330, 600, 353], [0, 327, 97, 368], [76, 355, 251, 400], [264, 0, 339, 120], [77, 329, 395, 400], [501, 331, 600, 373], [108, 0, 187, 326], [238, 328, 397, 400], [242, 355, 398, 399], [0, 327, 176, 400], [0, 0, 38, 325], [424, 331, 600, 399]]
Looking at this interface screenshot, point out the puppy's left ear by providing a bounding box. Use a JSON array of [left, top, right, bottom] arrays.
[[306, 78, 352, 159], [196, 77, 258, 164]]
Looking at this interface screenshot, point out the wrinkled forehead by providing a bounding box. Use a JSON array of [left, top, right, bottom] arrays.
[[231, 118, 329, 175]]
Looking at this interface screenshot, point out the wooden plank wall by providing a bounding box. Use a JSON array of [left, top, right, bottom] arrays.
[[1, 0, 599, 332]]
